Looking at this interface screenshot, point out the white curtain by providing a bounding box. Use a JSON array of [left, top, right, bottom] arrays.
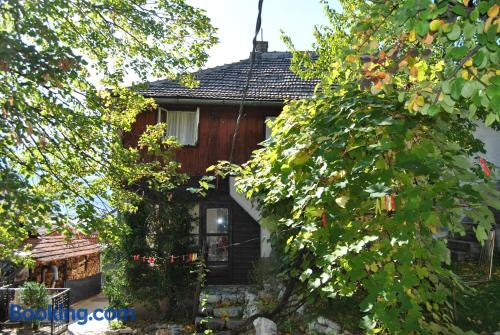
[[164, 109, 198, 145]]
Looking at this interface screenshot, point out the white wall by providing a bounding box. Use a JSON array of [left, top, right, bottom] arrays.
[[229, 177, 272, 258], [475, 123, 500, 252], [475, 123, 500, 167]]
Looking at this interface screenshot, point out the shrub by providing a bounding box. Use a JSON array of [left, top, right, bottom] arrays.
[[249, 255, 282, 291], [19, 281, 49, 330]]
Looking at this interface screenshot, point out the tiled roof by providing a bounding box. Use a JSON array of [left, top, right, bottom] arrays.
[[139, 52, 318, 102], [26, 234, 101, 263]]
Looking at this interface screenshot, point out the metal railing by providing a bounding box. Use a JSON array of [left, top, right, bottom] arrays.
[[0, 286, 70, 335]]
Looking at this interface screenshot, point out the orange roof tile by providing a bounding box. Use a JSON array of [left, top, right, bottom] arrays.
[[26, 234, 101, 263]]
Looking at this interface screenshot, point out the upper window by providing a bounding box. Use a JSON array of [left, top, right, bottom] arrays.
[[158, 107, 199, 146], [265, 116, 276, 140]]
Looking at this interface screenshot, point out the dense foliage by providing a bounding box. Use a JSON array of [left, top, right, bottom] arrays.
[[103, 188, 198, 321], [19, 281, 49, 330], [232, 0, 500, 333], [0, 0, 216, 262]]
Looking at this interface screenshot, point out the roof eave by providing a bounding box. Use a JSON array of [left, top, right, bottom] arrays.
[[151, 97, 285, 107]]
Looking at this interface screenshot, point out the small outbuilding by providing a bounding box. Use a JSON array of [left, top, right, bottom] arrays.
[[25, 232, 102, 303]]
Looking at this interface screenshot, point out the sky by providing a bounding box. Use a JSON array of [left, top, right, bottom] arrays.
[[188, 0, 340, 68]]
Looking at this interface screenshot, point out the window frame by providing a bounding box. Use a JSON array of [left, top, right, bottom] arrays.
[[200, 203, 231, 267], [157, 107, 200, 147], [204, 207, 230, 263]]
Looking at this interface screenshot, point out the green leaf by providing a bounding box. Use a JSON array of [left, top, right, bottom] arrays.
[[428, 105, 440, 116], [486, 22, 497, 42], [416, 21, 429, 37], [451, 4, 467, 17], [470, 8, 479, 21], [485, 113, 497, 126], [490, 96, 500, 113], [441, 81, 451, 94], [365, 183, 390, 198], [486, 85, 500, 99], [451, 78, 466, 100], [446, 24, 461, 41], [463, 22, 475, 39], [443, 95, 456, 107], [461, 81, 476, 98], [449, 46, 468, 60], [473, 50, 488, 69], [468, 104, 477, 118], [490, 76, 500, 86]]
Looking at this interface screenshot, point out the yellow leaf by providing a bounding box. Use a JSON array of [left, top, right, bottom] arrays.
[[407, 101, 415, 112], [370, 263, 379, 272], [487, 4, 499, 18], [408, 29, 416, 42], [463, 0, 470, 6], [464, 58, 473, 67], [485, 17, 493, 32], [435, 60, 445, 72], [429, 20, 442, 32], [461, 70, 469, 80], [369, 40, 379, 50], [415, 95, 425, 106], [346, 54, 357, 63]]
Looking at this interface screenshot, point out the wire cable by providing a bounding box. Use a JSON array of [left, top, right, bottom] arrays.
[[229, 0, 264, 163]]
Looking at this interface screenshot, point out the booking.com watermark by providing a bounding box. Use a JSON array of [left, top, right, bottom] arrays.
[[9, 304, 136, 325]]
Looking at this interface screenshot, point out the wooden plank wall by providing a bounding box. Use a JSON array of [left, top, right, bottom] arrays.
[[123, 103, 282, 176]]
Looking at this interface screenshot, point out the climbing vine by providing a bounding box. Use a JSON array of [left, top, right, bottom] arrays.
[[103, 187, 199, 321]]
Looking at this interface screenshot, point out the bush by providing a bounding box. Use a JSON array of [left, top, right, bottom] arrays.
[[249, 255, 282, 291], [109, 319, 125, 330], [19, 281, 49, 330]]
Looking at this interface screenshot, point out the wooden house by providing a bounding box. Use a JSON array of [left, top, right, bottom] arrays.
[[125, 43, 318, 284]]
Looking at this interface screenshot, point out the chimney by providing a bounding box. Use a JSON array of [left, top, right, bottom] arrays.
[[255, 41, 268, 53]]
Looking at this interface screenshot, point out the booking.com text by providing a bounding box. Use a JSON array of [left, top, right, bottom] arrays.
[[9, 304, 136, 325]]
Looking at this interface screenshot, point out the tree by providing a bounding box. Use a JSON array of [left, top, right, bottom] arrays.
[[0, 0, 216, 262], [232, 0, 500, 333]]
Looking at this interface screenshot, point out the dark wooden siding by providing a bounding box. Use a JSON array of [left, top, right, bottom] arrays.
[[123, 104, 282, 176]]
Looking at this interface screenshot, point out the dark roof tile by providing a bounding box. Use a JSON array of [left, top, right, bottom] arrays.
[[139, 52, 317, 102]]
